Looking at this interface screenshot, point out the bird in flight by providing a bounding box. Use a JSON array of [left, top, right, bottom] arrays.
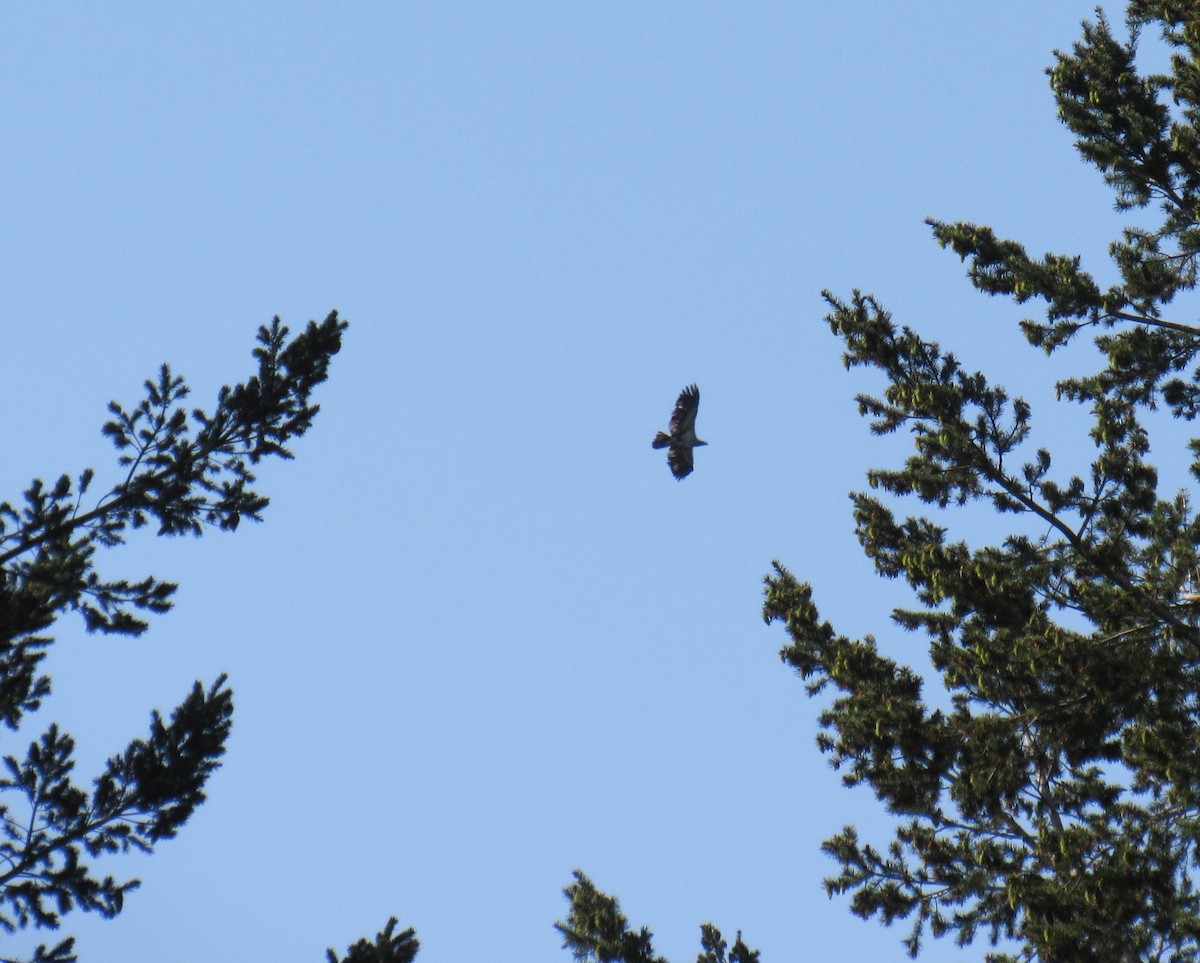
[[652, 384, 707, 479]]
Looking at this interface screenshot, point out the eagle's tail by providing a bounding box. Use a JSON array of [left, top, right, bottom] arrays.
[[651, 432, 671, 449]]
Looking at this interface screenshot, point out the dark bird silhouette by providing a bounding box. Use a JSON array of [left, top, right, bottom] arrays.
[[652, 384, 707, 479]]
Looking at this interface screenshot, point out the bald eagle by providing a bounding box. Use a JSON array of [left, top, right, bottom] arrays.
[[652, 384, 707, 479]]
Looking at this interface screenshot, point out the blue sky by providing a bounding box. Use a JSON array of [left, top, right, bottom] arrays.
[[1, 3, 1143, 960]]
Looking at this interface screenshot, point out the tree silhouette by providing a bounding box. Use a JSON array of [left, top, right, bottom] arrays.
[[0, 314, 357, 962]]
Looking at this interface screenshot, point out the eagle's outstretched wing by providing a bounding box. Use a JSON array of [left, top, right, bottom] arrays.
[[668, 384, 700, 438], [666, 445, 695, 480]]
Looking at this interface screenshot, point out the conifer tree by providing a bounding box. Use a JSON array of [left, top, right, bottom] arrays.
[[0, 314, 362, 962], [759, 2, 1200, 958], [326, 917, 419, 963], [555, 871, 758, 963]]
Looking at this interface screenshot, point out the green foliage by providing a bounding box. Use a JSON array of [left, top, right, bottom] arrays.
[[325, 918, 419, 963], [0, 314, 372, 961], [761, 4, 1200, 960], [554, 871, 757, 963], [0, 938, 75, 963], [696, 924, 760, 963], [556, 869, 667, 963]]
